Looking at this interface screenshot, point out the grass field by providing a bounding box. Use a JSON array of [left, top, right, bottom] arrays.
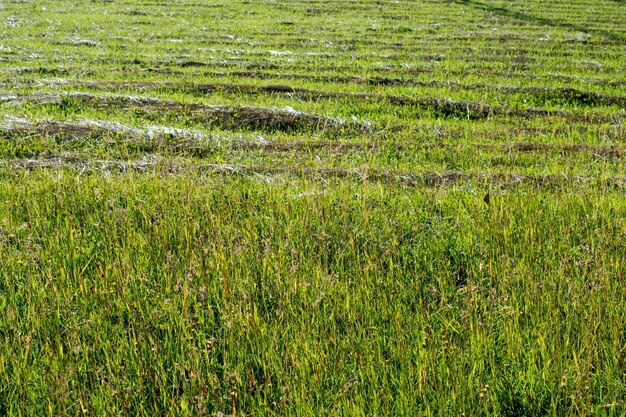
[[0, 0, 625, 415]]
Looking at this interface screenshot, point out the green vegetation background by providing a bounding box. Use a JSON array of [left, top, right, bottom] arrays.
[[0, 0, 624, 415]]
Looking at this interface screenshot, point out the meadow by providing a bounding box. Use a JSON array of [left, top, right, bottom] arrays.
[[0, 0, 624, 415]]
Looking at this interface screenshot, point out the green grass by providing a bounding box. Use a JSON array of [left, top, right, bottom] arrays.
[[1, 173, 624, 416], [0, 0, 625, 415]]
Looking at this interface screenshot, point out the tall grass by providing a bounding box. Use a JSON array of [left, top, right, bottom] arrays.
[[0, 172, 624, 415]]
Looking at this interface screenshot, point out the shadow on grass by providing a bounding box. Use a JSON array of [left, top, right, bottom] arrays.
[[454, 0, 625, 41]]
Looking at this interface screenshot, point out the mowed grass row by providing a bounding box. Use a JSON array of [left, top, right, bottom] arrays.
[[2, 0, 626, 95], [0, 0, 625, 415], [0, 90, 623, 181], [0, 122, 624, 180]]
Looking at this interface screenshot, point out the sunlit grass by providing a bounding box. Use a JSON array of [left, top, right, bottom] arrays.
[[0, 0, 625, 415]]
